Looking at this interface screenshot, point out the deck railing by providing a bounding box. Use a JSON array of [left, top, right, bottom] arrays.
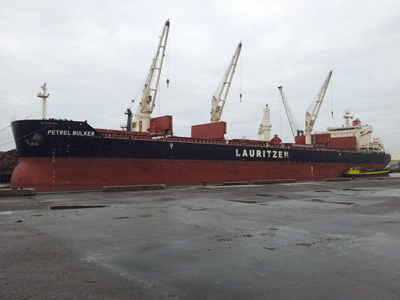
[[91, 129, 378, 154]]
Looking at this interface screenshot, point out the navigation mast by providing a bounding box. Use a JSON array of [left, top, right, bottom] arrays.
[[37, 83, 49, 120]]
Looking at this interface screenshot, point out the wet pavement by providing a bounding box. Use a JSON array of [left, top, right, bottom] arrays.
[[1, 177, 400, 299]]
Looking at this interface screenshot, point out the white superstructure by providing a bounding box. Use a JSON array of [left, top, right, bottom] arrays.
[[320, 110, 385, 153]]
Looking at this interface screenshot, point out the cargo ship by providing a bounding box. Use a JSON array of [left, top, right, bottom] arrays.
[[10, 114, 391, 192], [10, 20, 391, 192]]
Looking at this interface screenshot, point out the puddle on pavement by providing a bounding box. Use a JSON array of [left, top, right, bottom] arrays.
[[50, 205, 107, 210], [229, 200, 259, 204], [310, 199, 356, 205]]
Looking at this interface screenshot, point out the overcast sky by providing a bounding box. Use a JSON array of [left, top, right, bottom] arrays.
[[1, 0, 399, 154]]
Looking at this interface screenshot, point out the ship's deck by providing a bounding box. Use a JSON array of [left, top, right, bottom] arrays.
[[95, 128, 372, 153]]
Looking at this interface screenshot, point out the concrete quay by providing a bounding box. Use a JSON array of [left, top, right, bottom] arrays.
[[1, 177, 399, 299]]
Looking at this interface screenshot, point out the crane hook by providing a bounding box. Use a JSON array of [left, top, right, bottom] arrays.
[[166, 79, 169, 88], [240, 93, 242, 102]]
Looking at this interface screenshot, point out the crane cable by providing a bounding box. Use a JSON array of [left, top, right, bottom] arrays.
[[0, 114, 32, 133], [166, 28, 170, 89], [331, 76, 334, 118], [0, 124, 11, 133], [239, 54, 243, 102]]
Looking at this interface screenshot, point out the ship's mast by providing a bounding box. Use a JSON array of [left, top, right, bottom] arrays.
[[258, 104, 272, 141], [37, 83, 49, 120], [343, 110, 354, 126]]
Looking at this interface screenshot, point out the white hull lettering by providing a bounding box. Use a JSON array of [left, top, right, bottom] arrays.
[[47, 130, 95, 137], [236, 149, 241, 157], [235, 148, 290, 160], [73, 131, 95, 136], [47, 130, 71, 136]]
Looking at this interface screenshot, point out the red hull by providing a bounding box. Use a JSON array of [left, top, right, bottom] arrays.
[[11, 157, 386, 192]]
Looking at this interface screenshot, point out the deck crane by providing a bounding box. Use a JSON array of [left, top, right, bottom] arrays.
[[210, 42, 242, 123], [133, 19, 170, 132], [278, 86, 301, 141], [305, 70, 332, 144]]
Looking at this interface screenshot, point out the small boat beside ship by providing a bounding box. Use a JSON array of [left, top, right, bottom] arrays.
[[344, 167, 390, 178]]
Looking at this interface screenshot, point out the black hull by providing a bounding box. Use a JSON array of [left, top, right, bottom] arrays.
[[10, 119, 391, 192], [12, 120, 391, 165]]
